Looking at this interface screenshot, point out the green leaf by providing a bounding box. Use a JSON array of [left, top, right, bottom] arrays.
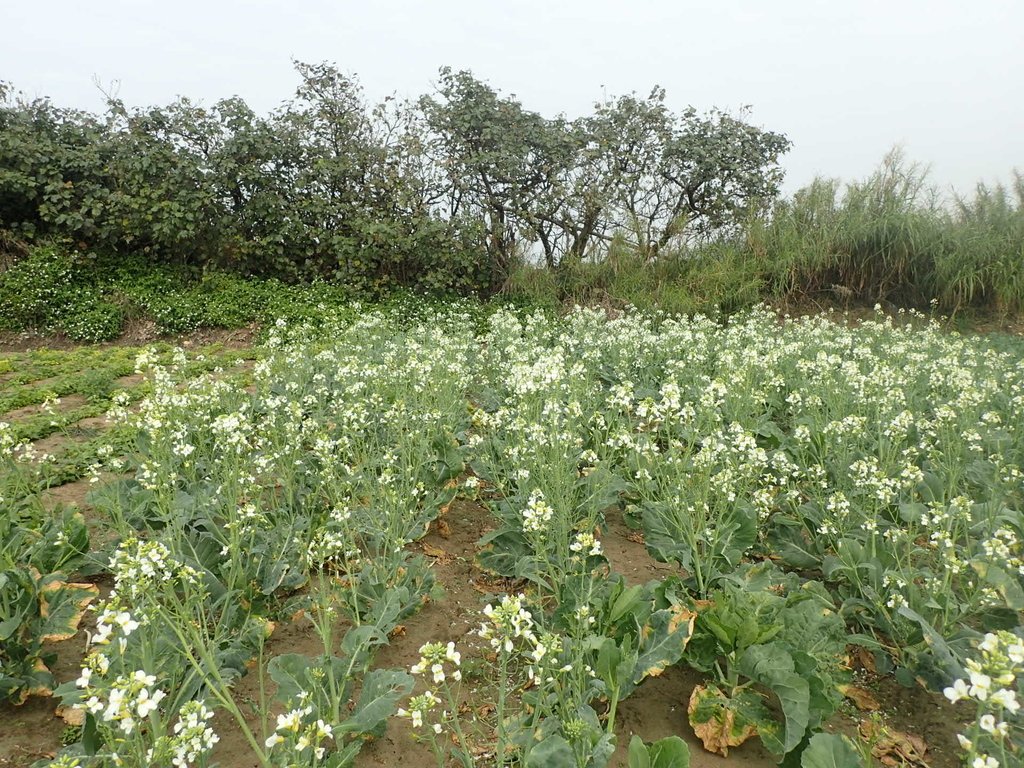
[[633, 604, 696, 688], [649, 736, 690, 768], [766, 519, 821, 569], [527, 733, 576, 768], [336, 668, 414, 736], [609, 583, 647, 625], [629, 735, 652, 768], [268, 653, 356, 707], [972, 561, 1024, 610], [630, 734, 691, 768], [895, 605, 964, 682], [799, 732, 863, 768], [0, 615, 21, 641], [476, 526, 531, 577], [738, 643, 810, 755]]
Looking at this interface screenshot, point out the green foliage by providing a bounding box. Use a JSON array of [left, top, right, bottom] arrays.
[[748, 151, 1024, 315], [421, 70, 788, 271], [627, 735, 691, 768], [2, 64, 789, 299], [3, 70, 1024, 322], [684, 564, 848, 759], [0, 506, 94, 705], [798, 733, 865, 768]]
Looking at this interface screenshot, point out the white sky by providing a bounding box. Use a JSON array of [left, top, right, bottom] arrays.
[[5, 0, 1022, 196]]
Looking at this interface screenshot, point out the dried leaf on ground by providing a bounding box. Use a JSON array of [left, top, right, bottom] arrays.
[[839, 684, 881, 711], [56, 705, 85, 726], [422, 543, 453, 564], [849, 644, 877, 673], [861, 721, 929, 766]]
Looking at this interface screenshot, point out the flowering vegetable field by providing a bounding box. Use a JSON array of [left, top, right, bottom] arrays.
[[2, 306, 1023, 768]]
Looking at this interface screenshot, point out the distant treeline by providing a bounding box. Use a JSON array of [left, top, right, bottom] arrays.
[[1, 64, 1022, 318], [0, 64, 788, 294]]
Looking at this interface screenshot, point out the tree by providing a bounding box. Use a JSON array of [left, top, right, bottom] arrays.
[[420, 68, 570, 272]]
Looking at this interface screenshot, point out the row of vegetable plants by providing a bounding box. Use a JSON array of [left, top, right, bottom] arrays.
[[3, 304, 1021, 768]]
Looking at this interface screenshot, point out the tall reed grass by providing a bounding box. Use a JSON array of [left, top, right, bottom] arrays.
[[504, 151, 1024, 318]]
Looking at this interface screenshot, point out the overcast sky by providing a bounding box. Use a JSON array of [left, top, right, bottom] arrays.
[[5, 0, 1021, 197]]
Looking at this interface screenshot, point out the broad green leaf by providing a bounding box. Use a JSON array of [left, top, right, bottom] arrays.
[[336, 668, 414, 735], [633, 604, 696, 686], [799, 732, 863, 768], [628, 735, 652, 768], [896, 606, 964, 682], [527, 733, 576, 768], [649, 735, 691, 768], [972, 561, 1024, 610], [630, 734, 691, 768], [476, 526, 531, 577], [268, 653, 353, 706], [609, 583, 646, 625], [738, 643, 810, 755]]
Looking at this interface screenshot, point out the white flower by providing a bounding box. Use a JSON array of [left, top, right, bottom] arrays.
[[135, 688, 166, 718], [944, 678, 970, 703], [276, 709, 304, 733], [265, 733, 284, 748], [445, 642, 460, 666], [1008, 643, 1024, 664], [315, 719, 332, 739], [990, 688, 1020, 713], [969, 671, 992, 701]]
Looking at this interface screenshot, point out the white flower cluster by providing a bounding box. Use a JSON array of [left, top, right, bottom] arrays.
[[108, 538, 199, 601], [522, 489, 554, 536], [944, 631, 1024, 767], [169, 701, 219, 767], [410, 641, 462, 684], [569, 531, 603, 558], [478, 593, 537, 654], [264, 704, 334, 760], [80, 670, 167, 734], [90, 609, 140, 652], [143, 700, 220, 768], [397, 691, 442, 732]]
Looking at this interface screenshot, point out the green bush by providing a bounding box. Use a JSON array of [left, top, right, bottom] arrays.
[[57, 293, 124, 342], [0, 244, 78, 329], [0, 244, 126, 340]]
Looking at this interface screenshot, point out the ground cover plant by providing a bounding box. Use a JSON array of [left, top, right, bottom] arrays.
[[1, 304, 1023, 768]]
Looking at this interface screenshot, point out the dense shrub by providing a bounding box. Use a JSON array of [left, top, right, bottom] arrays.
[[0, 244, 126, 340], [0, 66, 789, 295], [58, 293, 125, 342]]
